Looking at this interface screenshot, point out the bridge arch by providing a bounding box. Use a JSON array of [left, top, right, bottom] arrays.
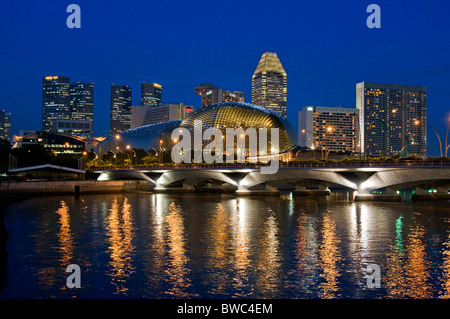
[[238, 169, 357, 191], [358, 168, 450, 194]]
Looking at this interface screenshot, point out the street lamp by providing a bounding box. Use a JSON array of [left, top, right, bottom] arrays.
[[159, 140, 163, 165], [445, 116, 450, 157], [416, 120, 443, 157], [301, 129, 316, 158]]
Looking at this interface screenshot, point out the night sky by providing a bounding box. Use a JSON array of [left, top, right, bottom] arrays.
[[1, 0, 449, 156]]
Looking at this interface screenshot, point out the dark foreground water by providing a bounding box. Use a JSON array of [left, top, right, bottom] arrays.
[[0, 191, 449, 299]]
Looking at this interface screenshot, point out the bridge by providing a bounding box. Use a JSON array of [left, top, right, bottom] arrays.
[[88, 161, 450, 201]]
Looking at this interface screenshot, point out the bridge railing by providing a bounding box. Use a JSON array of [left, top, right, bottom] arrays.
[[88, 160, 450, 171]]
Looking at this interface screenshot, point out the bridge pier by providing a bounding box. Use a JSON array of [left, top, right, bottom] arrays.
[[292, 183, 331, 196], [354, 187, 401, 201], [154, 180, 196, 194], [235, 182, 280, 196], [412, 186, 450, 200]]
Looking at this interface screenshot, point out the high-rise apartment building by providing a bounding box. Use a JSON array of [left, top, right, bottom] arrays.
[[141, 82, 162, 106], [0, 110, 11, 141], [356, 82, 427, 158], [42, 76, 71, 132], [110, 84, 132, 135], [69, 82, 94, 136], [194, 83, 245, 108], [298, 106, 360, 154], [252, 52, 287, 117]]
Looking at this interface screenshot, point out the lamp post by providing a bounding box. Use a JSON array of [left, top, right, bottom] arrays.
[[426, 123, 442, 158], [445, 117, 450, 157], [301, 129, 316, 159], [324, 126, 333, 160], [159, 139, 163, 165]]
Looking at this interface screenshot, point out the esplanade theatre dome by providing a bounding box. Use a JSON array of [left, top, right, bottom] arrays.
[[179, 102, 297, 153], [95, 102, 297, 157]]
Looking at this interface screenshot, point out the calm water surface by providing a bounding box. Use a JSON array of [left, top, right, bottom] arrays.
[[0, 192, 450, 299]]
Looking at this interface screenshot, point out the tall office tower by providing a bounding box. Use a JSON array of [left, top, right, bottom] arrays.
[[141, 82, 162, 106], [42, 76, 71, 132], [0, 110, 11, 141], [252, 52, 287, 117], [298, 106, 360, 154], [69, 82, 94, 136], [194, 83, 245, 108], [110, 84, 132, 135], [356, 82, 427, 158]]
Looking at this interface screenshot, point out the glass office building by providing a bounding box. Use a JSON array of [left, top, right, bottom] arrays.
[[141, 82, 162, 107], [110, 84, 132, 135], [70, 82, 94, 136], [42, 76, 71, 132]]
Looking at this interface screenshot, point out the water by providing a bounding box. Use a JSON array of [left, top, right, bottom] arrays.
[[0, 191, 449, 299]]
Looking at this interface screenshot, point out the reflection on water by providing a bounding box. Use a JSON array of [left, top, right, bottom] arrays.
[[318, 214, 341, 299], [0, 192, 450, 299], [106, 197, 135, 294]]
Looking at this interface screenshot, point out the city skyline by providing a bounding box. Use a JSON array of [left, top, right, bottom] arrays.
[[1, 0, 449, 156]]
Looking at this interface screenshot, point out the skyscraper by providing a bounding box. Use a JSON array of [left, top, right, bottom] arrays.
[[0, 110, 11, 141], [42, 76, 70, 132], [252, 52, 287, 117], [110, 84, 132, 135], [141, 82, 162, 106], [356, 82, 427, 158], [69, 82, 94, 136], [194, 83, 245, 108]]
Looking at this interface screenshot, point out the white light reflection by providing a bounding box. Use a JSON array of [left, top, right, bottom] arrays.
[[230, 198, 251, 297]]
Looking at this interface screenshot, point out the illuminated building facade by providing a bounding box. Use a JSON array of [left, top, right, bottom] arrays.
[[141, 82, 162, 106], [299, 106, 359, 154], [53, 119, 93, 138], [0, 110, 11, 141], [356, 82, 427, 157], [15, 131, 85, 155], [131, 103, 194, 129], [110, 84, 132, 135], [194, 83, 245, 108], [42, 76, 71, 132], [69, 82, 94, 136], [252, 52, 287, 117]]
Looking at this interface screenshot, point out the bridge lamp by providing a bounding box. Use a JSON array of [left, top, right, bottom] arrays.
[[115, 134, 120, 140], [360, 180, 373, 190]]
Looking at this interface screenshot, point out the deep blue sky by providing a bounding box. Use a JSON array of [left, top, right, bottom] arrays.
[[1, 0, 449, 156]]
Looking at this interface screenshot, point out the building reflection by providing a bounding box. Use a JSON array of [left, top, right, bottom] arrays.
[[318, 213, 341, 298], [206, 203, 231, 295], [231, 198, 252, 297], [292, 210, 319, 297], [106, 196, 135, 294], [164, 201, 191, 297], [256, 209, 281, 297], [56, 201, 74, 266], [385, 214, 432, 298], [440, 225, 450, 299]]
